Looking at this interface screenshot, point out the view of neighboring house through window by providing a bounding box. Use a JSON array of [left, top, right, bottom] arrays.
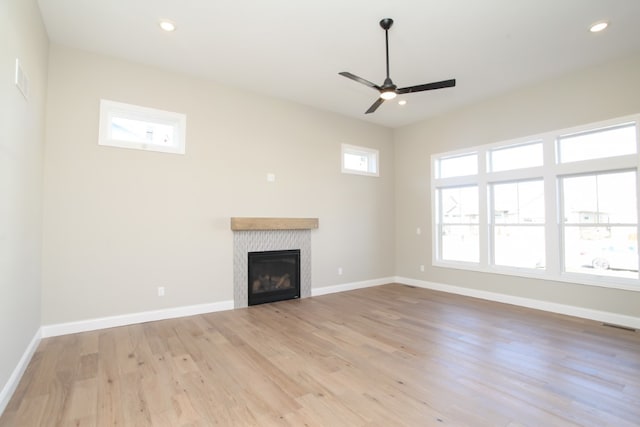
[[492, 180, 545, 269], [431, 115, 639, 291], [561, 170, 637, 279], [437, 185, 479, 263]]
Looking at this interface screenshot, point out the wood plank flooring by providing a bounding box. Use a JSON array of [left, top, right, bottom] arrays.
[[1, 283, 639, 426]]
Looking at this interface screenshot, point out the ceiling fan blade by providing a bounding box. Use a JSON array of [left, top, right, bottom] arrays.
[[339, 72, 381, 90], [365, 97, 385, 114], [396, 79, 456, 94]]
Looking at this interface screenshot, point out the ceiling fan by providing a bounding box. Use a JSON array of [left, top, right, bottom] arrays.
[[339, 18, 456, 114]]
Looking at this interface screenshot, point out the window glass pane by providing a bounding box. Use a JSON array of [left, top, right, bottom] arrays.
[[493, 180, 544, 224], [490, 142, 543, 172], [342, 144, 378, 176], [441, 186, 479, 224], [562, 171, 637, 224], [494, 226, 545, 269], [111, 117, 175, 147], [564, 226, 638, 279], [99, 99, 186, 155], [558, 123, 637, 163], [343, 152, 369, 172], [439, 154, 477, 178], [442, 225, 479, 263]]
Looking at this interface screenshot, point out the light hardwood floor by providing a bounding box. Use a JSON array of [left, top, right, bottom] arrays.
[[1, 284, 639, 426]]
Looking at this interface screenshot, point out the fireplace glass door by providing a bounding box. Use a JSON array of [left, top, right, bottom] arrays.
[[248, 250, 300, 306]]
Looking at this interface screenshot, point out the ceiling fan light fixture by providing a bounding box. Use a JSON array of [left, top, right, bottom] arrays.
[[380, 90, 397, 100]]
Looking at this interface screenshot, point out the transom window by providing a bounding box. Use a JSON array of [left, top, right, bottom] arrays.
[[432, 114, 640, 291], [436, 153, 478, 178], [342, 144, 379, 176], [98, 99, 186, 154], [489, 141, 543, 172]]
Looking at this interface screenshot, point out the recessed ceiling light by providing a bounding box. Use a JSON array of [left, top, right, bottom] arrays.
[[159, 19, 176, 32], [589, 21, 608, 33], [398, 100, 407, 106]]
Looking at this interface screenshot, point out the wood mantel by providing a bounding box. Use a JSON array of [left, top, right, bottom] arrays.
[[230, 217, 319, 231]]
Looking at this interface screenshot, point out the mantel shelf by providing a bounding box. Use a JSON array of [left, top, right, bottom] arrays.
[[230, 217, 319, 231]]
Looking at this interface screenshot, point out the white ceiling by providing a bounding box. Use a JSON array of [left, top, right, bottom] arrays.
[[37, 0, 640, 128]]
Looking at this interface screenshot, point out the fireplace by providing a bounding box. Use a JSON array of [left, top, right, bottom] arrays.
[[248, 249, 301, 306], [231, 218, 317, 308]]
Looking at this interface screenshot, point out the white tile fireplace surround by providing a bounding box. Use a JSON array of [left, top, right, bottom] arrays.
[[231, 218, 318, 308]]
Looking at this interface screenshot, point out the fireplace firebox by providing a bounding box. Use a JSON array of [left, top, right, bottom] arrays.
[[248, 250, 300, 306]]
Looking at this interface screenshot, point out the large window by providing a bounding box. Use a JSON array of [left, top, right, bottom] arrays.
[[432, 115, 639, 291]]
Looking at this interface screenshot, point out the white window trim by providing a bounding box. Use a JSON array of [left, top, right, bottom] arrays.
[[98, 99, 186, 154], [431, 113, 640, 292], [341, 143, 379, 177]]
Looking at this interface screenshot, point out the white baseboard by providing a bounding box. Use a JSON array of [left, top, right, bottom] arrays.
[[311, 277, 392, 297], [41, 300, 234, 338], [0, 327, 42, 416], [395, 276, 640, 330], [40, 277, 391, 339]]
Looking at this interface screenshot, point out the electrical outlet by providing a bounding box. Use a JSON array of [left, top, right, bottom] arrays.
[[338, 267, 343, 275], [420, 265, 425, 272], [157, 286, 165, 297], [416, 227, 421, 235]]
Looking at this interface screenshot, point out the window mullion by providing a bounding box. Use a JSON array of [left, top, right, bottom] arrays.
[[478, 150, 489, 266], [544, 135, 561, 276]]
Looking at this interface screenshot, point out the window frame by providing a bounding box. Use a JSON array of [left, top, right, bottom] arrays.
[[431, 114, 640, 292], [98, 99, 187, 155]]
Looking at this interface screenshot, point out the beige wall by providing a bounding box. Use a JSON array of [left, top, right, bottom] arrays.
[[41, 45, 395, 324], [0, 0, 48, 396], [394, 53, 640, 317]]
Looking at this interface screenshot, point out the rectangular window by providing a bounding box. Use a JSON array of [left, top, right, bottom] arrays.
[[489, 141, 543, 172], [557, 123, 636, 164], [432, 114, 640, 291], [437, 153, 477, 178], [437, 186, 479, 263], [491, 180, 545, 269], [561, 171, 638, 279], [341, 144, 379, 176], [98, 99, 186, 154]]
